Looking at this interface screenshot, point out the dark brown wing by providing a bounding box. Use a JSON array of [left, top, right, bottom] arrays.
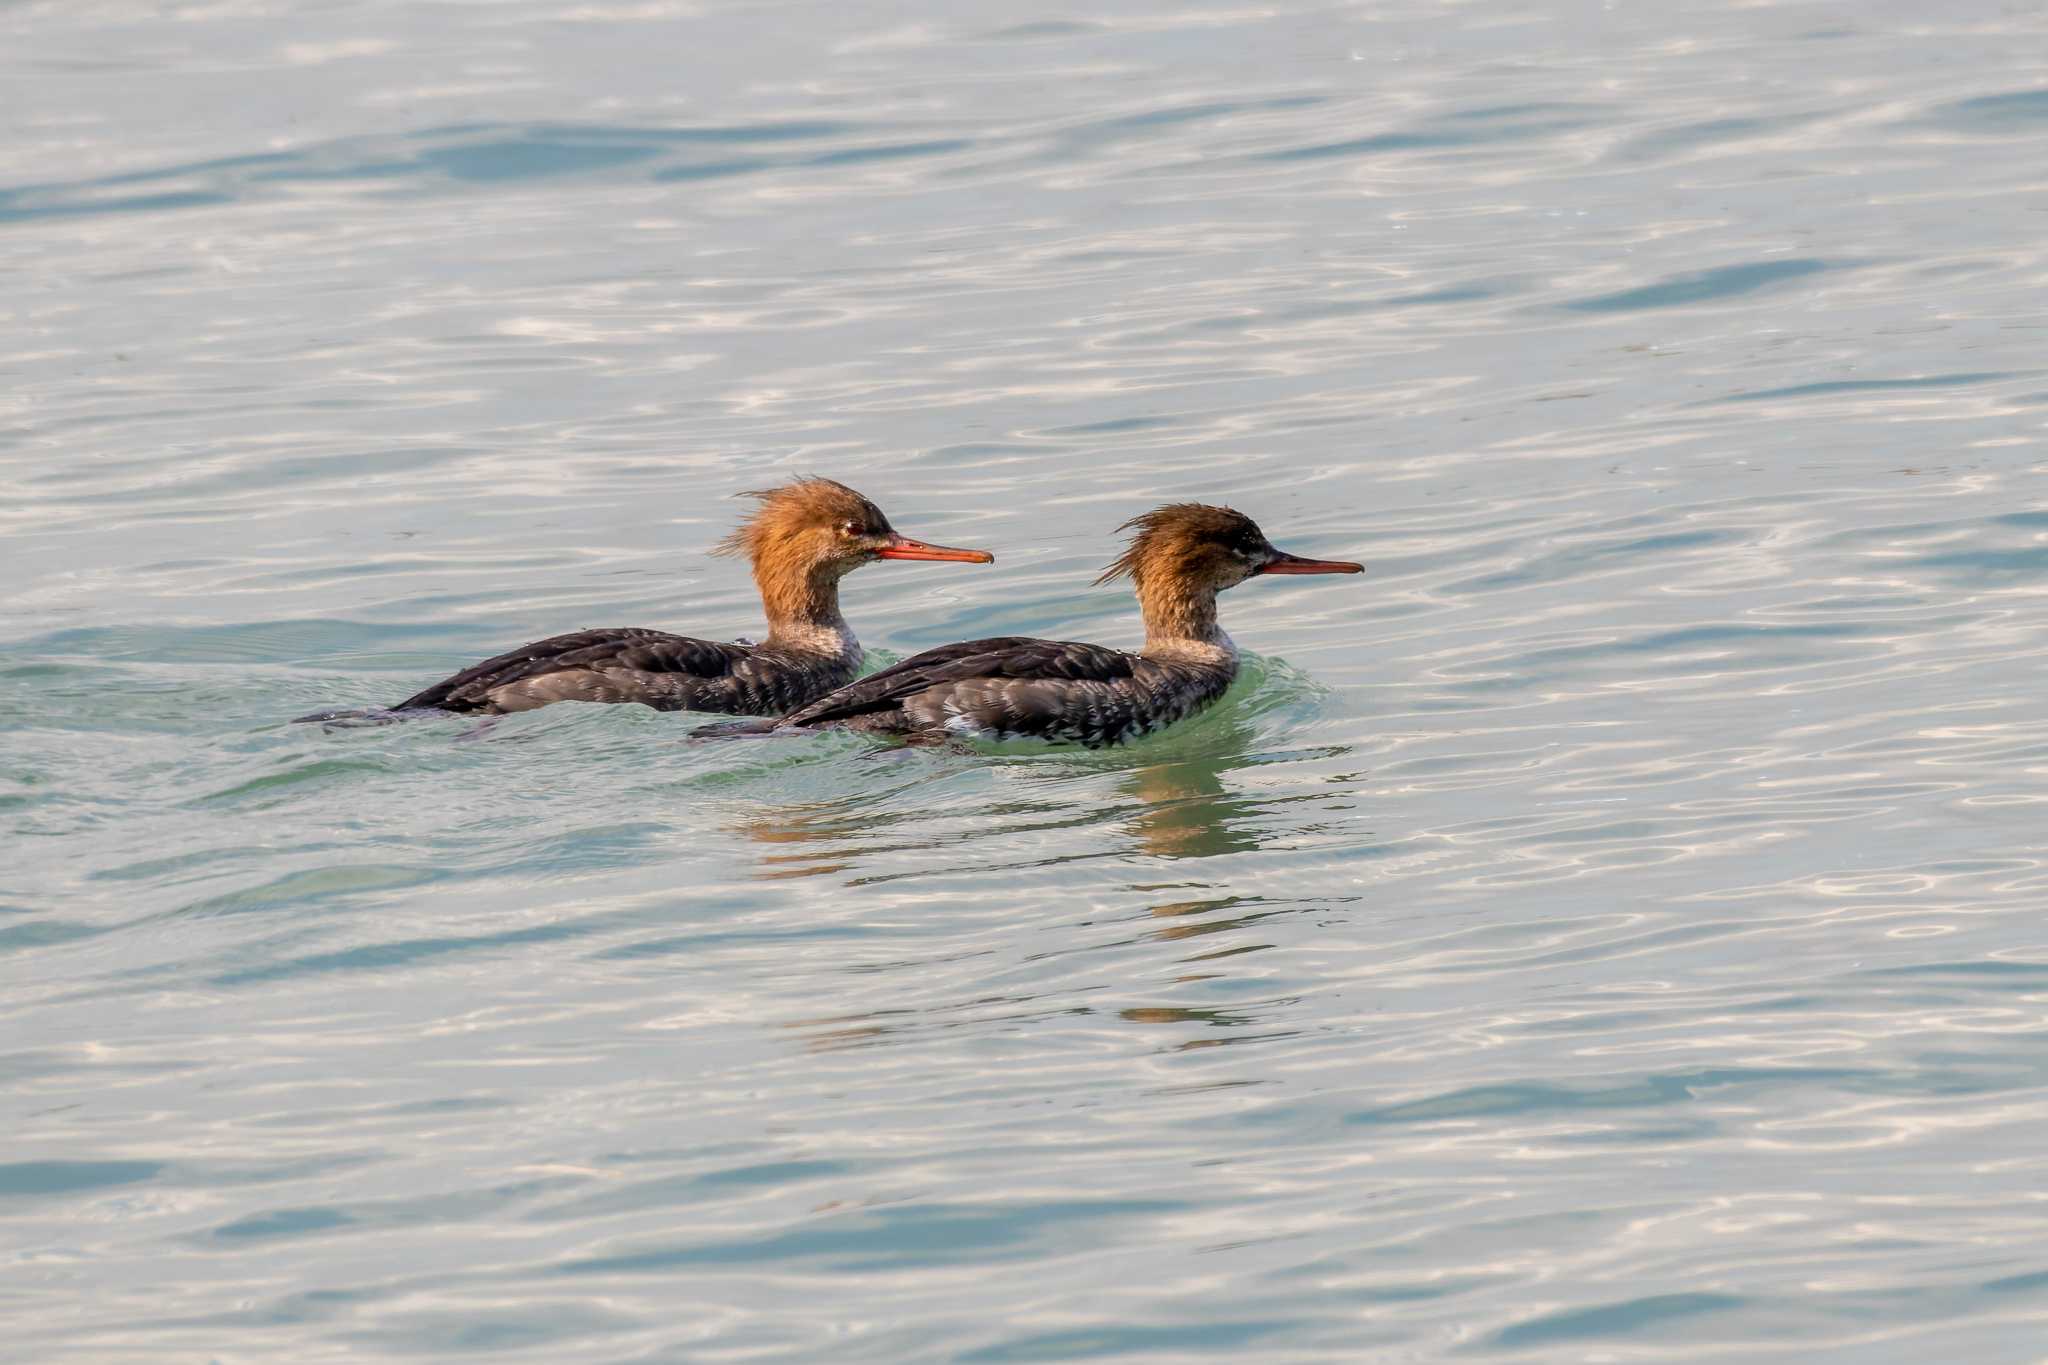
[[783, 636, 1138, 729], [394, 628, 750, 712]]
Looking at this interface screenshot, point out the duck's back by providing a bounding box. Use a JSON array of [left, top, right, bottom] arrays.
[[781, 635, 1233, 747], [394, 628, 854, 716]]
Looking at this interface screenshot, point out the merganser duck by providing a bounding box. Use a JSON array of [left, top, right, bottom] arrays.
[[296, 478, 991, 721], [694, 503, 1359, 748]]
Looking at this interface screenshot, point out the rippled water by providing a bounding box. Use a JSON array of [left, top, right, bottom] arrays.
[[8, 0, 2048, 1358]]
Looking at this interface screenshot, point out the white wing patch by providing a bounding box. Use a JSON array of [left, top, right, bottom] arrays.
[[940, 697, 999, 741]]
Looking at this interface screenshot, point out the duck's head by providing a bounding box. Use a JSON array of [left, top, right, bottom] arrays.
[[1095, 502, 1362, 597], [715, 478, 993, 584]]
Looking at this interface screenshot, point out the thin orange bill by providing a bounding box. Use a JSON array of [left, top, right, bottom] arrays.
[[876, 534, 995, 564], [1258, 550, 1363, 575]]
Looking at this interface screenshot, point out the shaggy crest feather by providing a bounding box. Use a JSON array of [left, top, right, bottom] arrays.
[[1095, 503, 1259, 588], [711, 477, 886, 564]]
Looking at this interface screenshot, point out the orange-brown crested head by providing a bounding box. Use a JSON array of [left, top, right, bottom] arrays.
[[714, 478, 993, 572], [714, 478, 888, 573], [712, 478, 992, 624], [1095, 503, 1362, 597]]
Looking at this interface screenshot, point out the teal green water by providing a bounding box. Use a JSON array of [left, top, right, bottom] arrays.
[[8, 1, 2048, 1358]]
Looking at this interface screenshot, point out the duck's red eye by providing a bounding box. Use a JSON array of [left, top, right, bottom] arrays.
[[840, 520, 861, 536]]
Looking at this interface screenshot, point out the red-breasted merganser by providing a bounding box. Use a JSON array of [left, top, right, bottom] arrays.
[[694, 503, 1359, 748], [296, 478, 991, 721]]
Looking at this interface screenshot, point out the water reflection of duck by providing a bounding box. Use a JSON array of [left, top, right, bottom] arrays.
[[1118, 710, 1267, 858], [295, 479, 989, 722], [697, 504, 1358, 748], [731, 708, 1273, 879]]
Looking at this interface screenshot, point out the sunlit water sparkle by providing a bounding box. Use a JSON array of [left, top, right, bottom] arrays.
[[7, 0, 2048, 1359]]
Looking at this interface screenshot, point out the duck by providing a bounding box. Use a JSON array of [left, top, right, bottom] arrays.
[[694, 503, 1358, 748], [295, 478, 992, 721]]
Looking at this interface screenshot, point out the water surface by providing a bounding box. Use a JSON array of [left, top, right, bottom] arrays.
[[7, 0, 2048, 1358]]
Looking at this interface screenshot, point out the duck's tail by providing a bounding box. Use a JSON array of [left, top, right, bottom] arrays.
[[689, 717, 784, 740], [291, 705, 441, 727]]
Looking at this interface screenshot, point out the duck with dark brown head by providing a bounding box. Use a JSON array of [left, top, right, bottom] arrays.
[[695, 503, 1359, 748], [295, 478, 992, 722]]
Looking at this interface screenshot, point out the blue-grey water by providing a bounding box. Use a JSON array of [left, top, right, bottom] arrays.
[[7, 1, 2048, 1358]]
